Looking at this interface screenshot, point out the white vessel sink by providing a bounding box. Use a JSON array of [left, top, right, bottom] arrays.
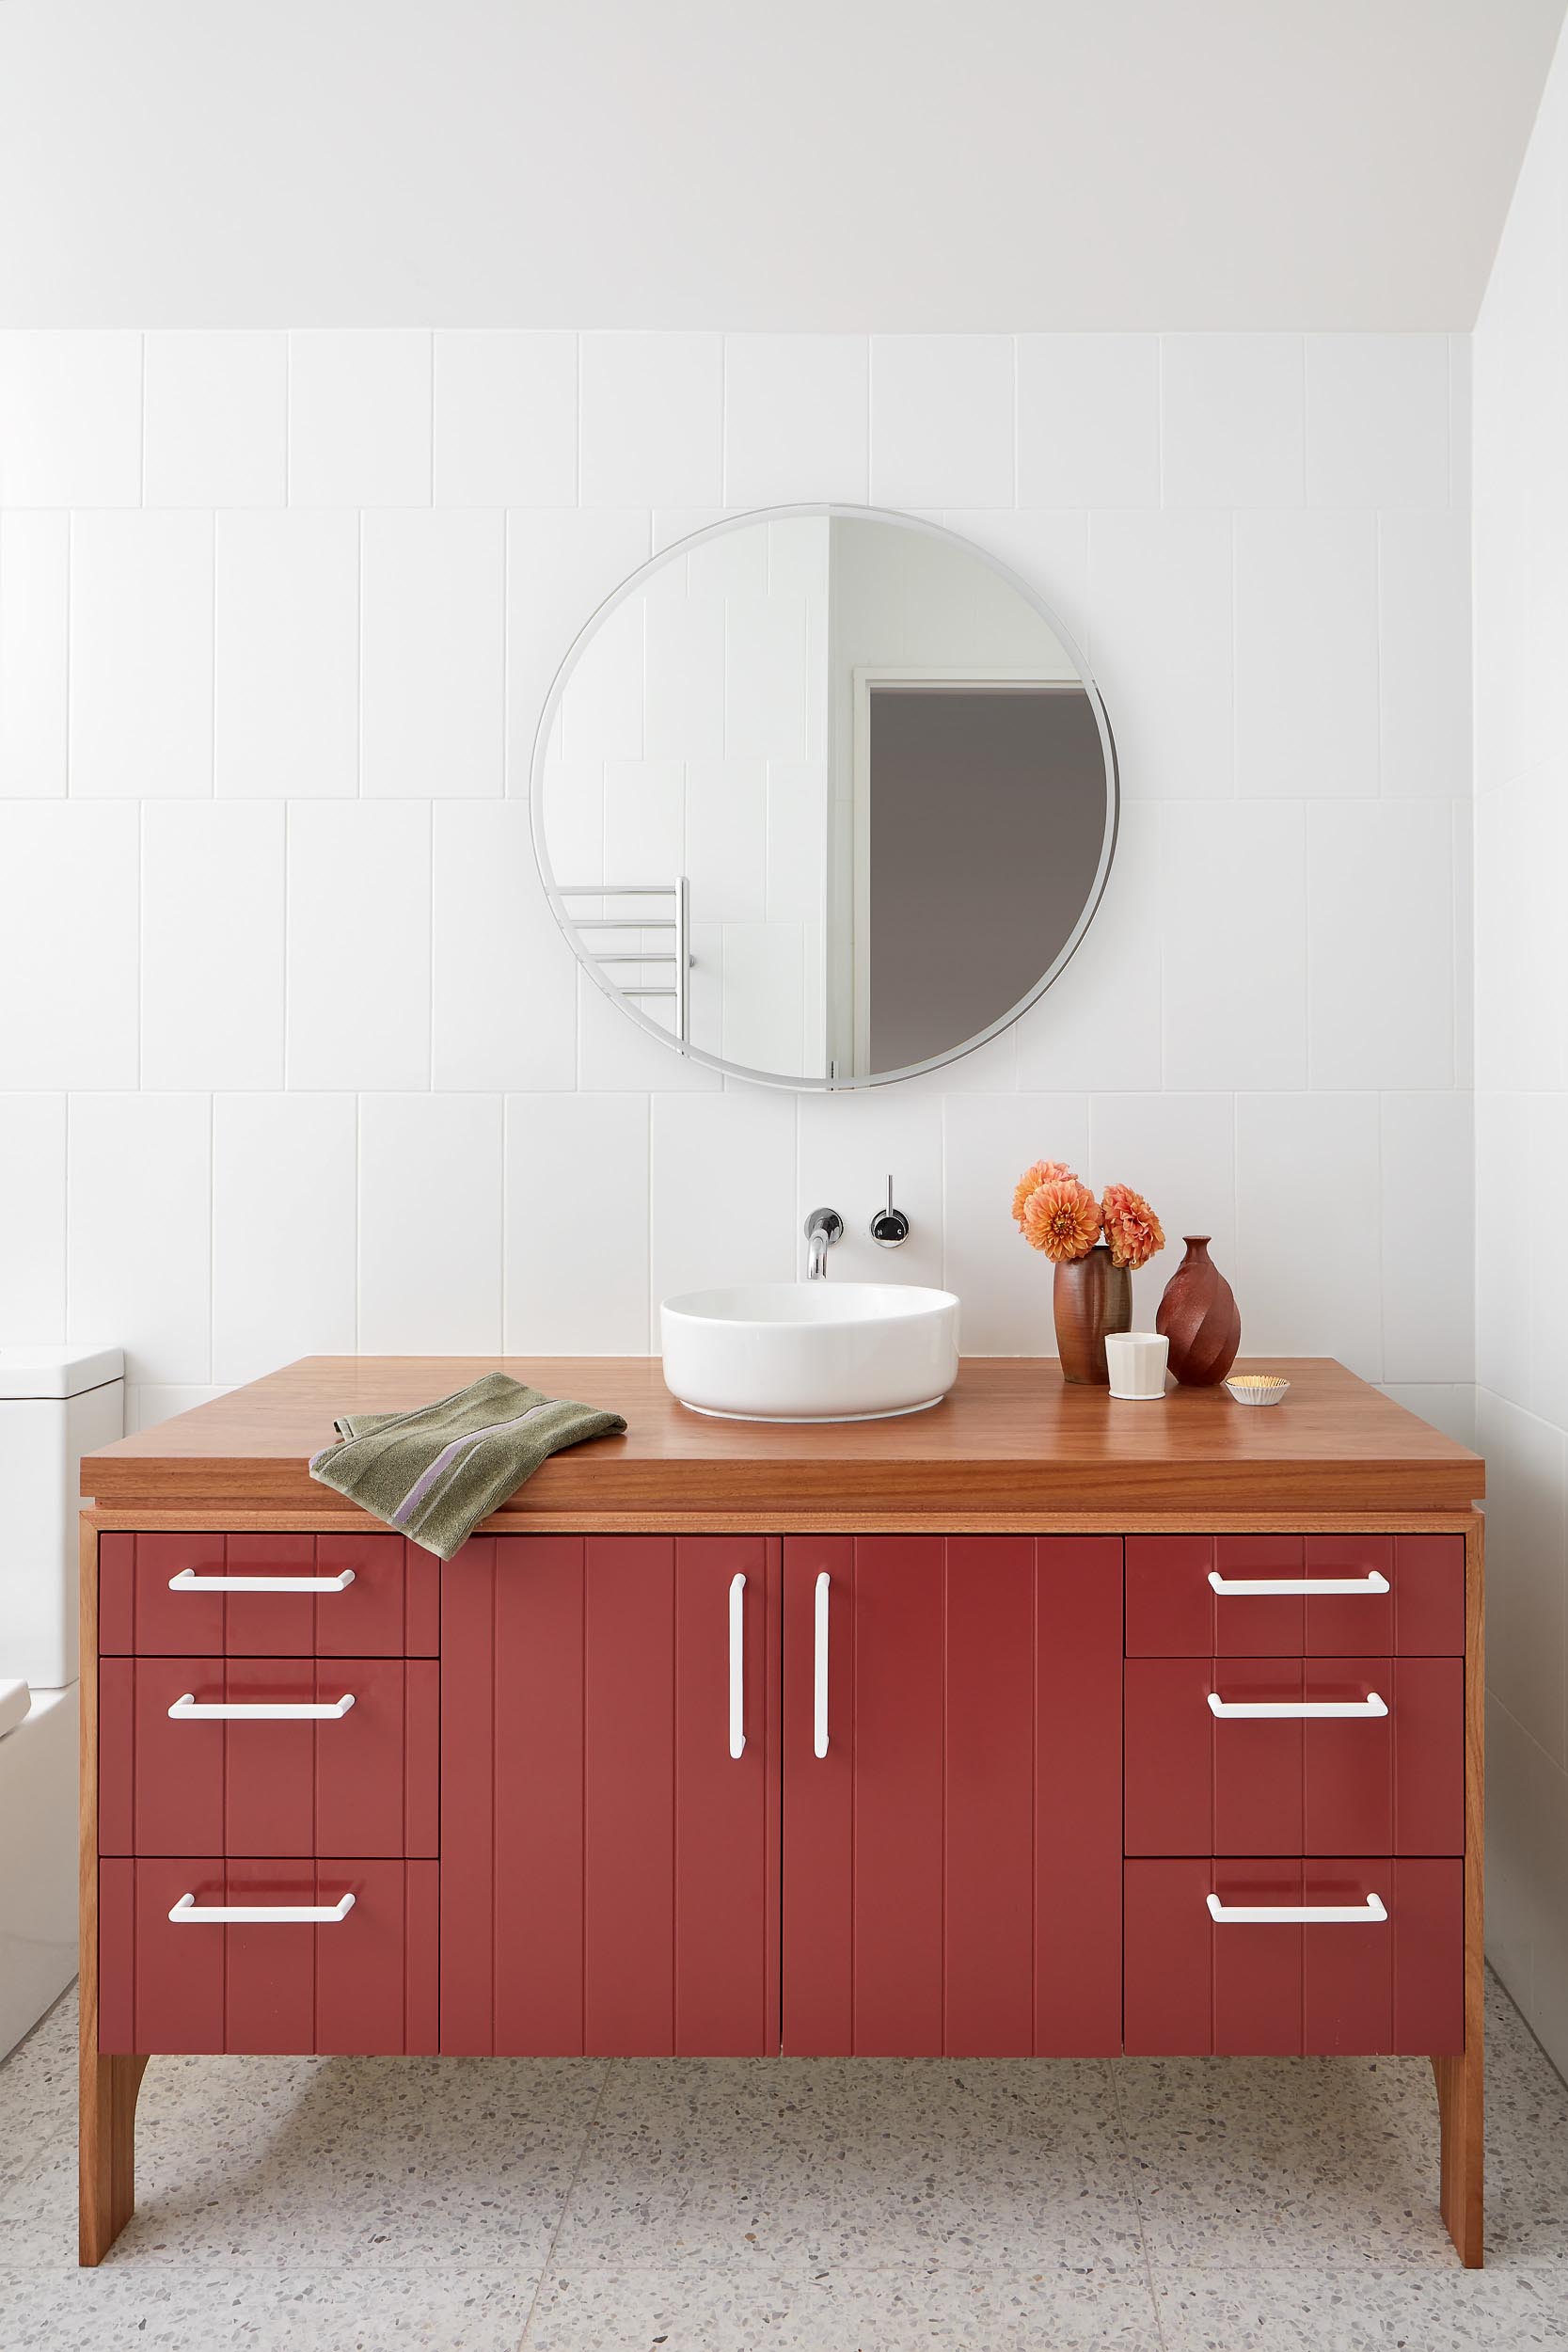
[[660, 1283, 960, 1422]]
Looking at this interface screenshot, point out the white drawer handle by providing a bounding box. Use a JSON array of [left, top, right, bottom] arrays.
[[169, 1566, 356, 1594], [168, 1891, 356, 1925], [814, 1570, 831, 1758], [1207, 1892, 1387, 1926], [167, 1692, 356, 1721], [729, 1571, 746, 1759], [1208, 1570, 1389, 1597], [1207, 1691, 1387, 1720]]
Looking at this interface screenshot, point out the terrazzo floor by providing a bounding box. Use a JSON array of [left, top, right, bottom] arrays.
[[2, 1975, 1566, 2349]]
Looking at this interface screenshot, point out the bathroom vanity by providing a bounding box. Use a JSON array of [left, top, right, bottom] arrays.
[[78, 1356, 1484, 2265]]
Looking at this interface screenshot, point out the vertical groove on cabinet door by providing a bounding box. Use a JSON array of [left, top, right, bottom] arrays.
[[584, 1537, 676, 2053], [1212, 1662, 1308, 1855], [1036, 1537, 1123, 2055], [98, 1861, 135, 2051], [942, 1538, 1034, 2055], [1391, 1661, 1465, 1853], [1392, 1857, 1464, 2053], [99, 1534, 135, 1653], [439, 1539, 498, 2053], [673, 1536, 776, 2055], [780, 1537, 856, 2053], [493, 1536, 585, 2054], [852, 1537, 945, 2055], [223, 1534, 317, 1656], [1393, 1536, 1465, 1654], [98, 1661, 135, 1854]]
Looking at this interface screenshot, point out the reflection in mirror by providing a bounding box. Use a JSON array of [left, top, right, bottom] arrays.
[[532, 509, 1116, 1089]]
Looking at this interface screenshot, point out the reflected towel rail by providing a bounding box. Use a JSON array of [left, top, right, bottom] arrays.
[[559, 879, 691, 1043]]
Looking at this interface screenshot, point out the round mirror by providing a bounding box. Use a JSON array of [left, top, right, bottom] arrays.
[[531, 505, 1117, 1089]]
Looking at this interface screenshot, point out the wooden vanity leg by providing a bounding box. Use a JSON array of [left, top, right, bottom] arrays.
[[79, 2049, 147, 2265], [1433, 1515, 1485, 2267]]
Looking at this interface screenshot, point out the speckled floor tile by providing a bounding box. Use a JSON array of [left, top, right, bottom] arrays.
[[0, 1986, 74, 2194], [548, 2055, 1146, 2277], [521, 2260, 1164, 2350], [1114, 2048, 1457, 2270], [0, 2261, 533, 2350], [1154, 2266, 1568, 2350]]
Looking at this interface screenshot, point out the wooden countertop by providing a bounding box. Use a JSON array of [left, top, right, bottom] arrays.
[[81, 1356, 1484, 1519]]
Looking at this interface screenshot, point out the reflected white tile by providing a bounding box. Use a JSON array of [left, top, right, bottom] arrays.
[[0, 803, 138, 1088], [870, 336, 1014, 509], [1307, 800, 1453, 1089], [1162, 802, 1306, 1091], [0, 1095, 65, 1340], [642, 580, 725, 764], [942, 509, 1090, 658], [288, 329, 432, 506], [557, 592, 643, 763], [358, 1094, 502, 1354], [433, 802, 577, 1090], [942, 1094, 1091, 1354], [1306, 333, 1450, 508], [0, 330, 141, 506], [69, 513, 213, 798], [688, 758, 768, 924], [1235, 511, 1378, 798], [580, 333, 722, 508], [0, 514, 67, 797], [1380, 1092, 1473, 1384], [1016, 804, 1163, 1092], [67, 1092, 211, 1384], [143, 330, 286, 506], [286, 803, 431, 1090], [435, 328, 576, 506], [721, 924, 809, 1080], [578, 968, 718, 1092], [651, 1089, 795, 1303], [214, 511, 359, 799], [1019, 335, 1160, 508], [725, 593, 808, 760], [505, 1094, 650, 1353], [724, 335, 869, 505], [1085, 511, 1233, 798], [361, 509, 504, 797], [212, 1094, 356, 1385], [1161, 335, 1305, 508], [140, 802, 285, 1089], [1233, 1092, 1381, 1378]]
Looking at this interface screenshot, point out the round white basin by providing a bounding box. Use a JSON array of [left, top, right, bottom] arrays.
[[660, 1283, 961, 1422]]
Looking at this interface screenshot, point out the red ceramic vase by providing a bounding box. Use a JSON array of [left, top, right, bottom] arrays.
[[1155, 1234, 1241, 1387]]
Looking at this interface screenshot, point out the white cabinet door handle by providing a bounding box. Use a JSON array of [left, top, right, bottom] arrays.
[[168, 1891, 356, 1925], [728, 1571, 746, 1759], [167, 1692, 356, 1721], [1208, 1569, 1389, 1597], [168, 1566, 356, 1594], [1207, 1691, 1387, 1720], [814, 1571, 831, 1757], [1207, 1892, 1387, 1926]]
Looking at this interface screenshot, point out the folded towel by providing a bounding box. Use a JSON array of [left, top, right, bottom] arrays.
[[308, 1374, 626, 1560], [0, 1679, 31, 1740]]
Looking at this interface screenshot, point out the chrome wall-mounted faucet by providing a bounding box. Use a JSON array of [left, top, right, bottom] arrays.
[[869, 1175, 910, 1249], [804, 1207, 844, 1279]]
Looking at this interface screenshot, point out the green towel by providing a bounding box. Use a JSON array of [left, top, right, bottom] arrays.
[[308, 1373, 626, 1560]]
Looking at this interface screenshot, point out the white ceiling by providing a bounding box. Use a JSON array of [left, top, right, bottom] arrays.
[[2, 0, 1562, 329]]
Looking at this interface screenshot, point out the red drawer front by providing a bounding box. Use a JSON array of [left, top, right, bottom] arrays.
[[1125, 1535, 1464, 1658], [98, 1856, 438, 2055], [1123, 1856, 1463, 2055], [99, 1657, 438, 1858], [1124, 1657, 1463, 1855], [98, 1533, 439, 1658]]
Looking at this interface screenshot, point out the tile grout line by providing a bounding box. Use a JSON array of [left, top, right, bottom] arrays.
[[515, 2058, 616, 2348]]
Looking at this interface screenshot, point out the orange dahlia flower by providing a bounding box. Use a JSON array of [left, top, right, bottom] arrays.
[[1100, 1183, 1165, 1271], [1021, 1175, 1101, 1262], [1010, 1159, 1073, 1228]]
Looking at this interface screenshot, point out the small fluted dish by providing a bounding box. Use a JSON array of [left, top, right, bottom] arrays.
[[1225, 1374, 1290, 1407]]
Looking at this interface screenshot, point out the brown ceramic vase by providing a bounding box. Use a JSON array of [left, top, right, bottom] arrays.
[[1155, 1234, 1241, 1386], [1053, 1244, 1132, 1386]]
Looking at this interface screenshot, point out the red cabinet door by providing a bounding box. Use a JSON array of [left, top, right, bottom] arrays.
[[1124, 1534, 1463, 1658], [98, 1532, 439, 1657], [781, 1535, 1122, 2057], [440, 1534, 781, 2057]]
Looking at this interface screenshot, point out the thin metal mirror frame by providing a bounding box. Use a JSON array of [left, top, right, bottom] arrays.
[[528, 501, 1120, 1092]]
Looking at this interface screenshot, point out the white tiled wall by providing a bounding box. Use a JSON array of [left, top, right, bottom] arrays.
[[1474, 21, 1568, 2079], [0, 328, 1470, 1456]]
